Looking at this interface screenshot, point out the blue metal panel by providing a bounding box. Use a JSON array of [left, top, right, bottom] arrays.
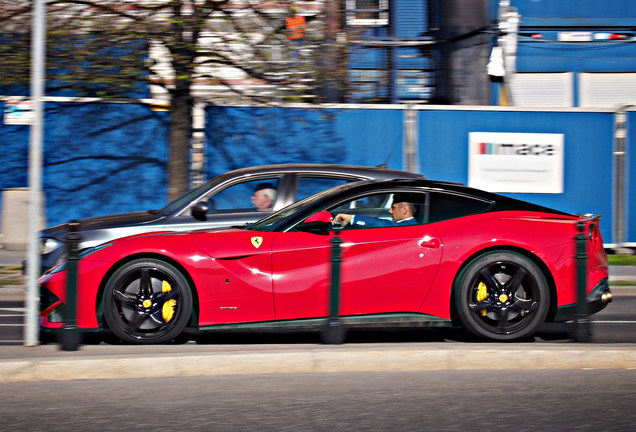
[[417, 109, 616, 242], [4, 101, 632, 247], [0, 102, 29, 189], [349, 46, 389, 69], [394, 47, 428, 69], [579, 57, 636, 72], [0, 101, 168, 227], [395, 70, 434, 100], [205, 105, 627, 244], [516, 40, 636, 72], [0, 101, 29, 227], [516, 54, 574, 72], [333, 108, 405, 168], [511, 0, 636, 20], [349, 39, 390, 101], [41, 102, 169, 226], [349, 70, 391, 101], [393, 0, 429, 37], [204, 106, 405, 177]]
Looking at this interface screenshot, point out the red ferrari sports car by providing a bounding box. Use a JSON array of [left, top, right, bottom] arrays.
[[39, 179, 611, 343]]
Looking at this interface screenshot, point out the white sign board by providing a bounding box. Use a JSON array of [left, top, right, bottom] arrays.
[[468, 132, 564, 193], [3, 100, 35, 125]]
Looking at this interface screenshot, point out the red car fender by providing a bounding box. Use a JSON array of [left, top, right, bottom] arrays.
[[417, 211, 590, 318]]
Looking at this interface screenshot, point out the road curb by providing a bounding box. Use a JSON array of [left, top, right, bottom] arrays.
[[2, 346, 636, 382]]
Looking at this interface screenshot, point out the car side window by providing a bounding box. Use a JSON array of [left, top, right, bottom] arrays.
[[328, 192, 428, 228], [209, 178, 280, 213], [427, 192, 493, 223], [296, 176, 355, 201], [331, 192, 393, 219]]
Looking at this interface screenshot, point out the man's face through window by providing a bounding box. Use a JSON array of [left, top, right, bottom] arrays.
[[389, 202, 403, 221], [252, 189, 274, 211], [389, 202, 415, 222]]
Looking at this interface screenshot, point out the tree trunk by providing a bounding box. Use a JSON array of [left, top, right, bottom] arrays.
[[167, 81, 193, 202]]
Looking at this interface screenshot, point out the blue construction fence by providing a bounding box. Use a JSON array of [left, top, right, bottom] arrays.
[[1, 100, 633, 248], [0, 100, 169, 227], [205, 104, 634, 247]]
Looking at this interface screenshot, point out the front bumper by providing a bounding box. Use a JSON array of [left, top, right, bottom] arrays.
[[22, 249, 67, 276]]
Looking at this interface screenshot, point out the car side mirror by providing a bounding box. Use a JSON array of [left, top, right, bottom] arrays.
[[305, 210, 333, 224], [297, 210, 333, 234], [191, 201, 208, 221]]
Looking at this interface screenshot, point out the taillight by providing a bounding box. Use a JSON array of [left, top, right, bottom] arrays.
[[588, 223, 597, 242], [582, 216, 603, 247]]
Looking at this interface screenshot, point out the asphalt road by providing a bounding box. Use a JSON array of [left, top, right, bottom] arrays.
[[3, 370, 636, 431], [1, 292, 635, 383]]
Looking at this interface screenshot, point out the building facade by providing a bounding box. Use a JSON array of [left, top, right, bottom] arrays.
[[494, 0, 636, 108]]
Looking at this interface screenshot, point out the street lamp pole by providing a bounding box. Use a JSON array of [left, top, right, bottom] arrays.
[[25, 0, 46, 346]]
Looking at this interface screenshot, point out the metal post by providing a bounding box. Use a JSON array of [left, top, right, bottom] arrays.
[[404, 105, 420, 173], [25, 0, 46, 347], [573, 221, 591, 342], [613, 107, 628, 249], [321, 225, 345, 344], [60, 220, 81, 350]]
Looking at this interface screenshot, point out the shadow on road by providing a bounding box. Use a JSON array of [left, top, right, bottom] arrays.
[[39, 324, 584, 347]]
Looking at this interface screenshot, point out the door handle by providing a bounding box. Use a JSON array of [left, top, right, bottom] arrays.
[[419, 235, 440, 249]]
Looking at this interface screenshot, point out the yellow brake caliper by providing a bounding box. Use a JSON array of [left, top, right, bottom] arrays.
[[476, 281, 488, 316], [162, 280, 177, 322]]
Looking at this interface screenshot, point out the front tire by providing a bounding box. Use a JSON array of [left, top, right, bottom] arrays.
[[102, 259, 193, 344], [455, 251, 549, 341]]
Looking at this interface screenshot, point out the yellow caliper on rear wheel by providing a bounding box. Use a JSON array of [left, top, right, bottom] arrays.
[[162, 280, 176, 322], [477, 281, 488, 316]]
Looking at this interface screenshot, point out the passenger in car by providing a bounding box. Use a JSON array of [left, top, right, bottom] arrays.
[[251, 183, 277, 211], [333, 193, 419, 228]]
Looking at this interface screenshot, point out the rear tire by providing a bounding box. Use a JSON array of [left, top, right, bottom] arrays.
[[455, 251, 549, 341]]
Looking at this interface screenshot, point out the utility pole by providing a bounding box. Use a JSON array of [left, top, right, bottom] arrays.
[[25, 0, 46, 346]]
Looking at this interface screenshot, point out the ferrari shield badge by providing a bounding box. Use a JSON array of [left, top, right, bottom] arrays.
[[251, 236, 263, 249]]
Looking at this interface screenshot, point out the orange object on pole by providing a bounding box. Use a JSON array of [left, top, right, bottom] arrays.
[[286, 15, 306, 40]]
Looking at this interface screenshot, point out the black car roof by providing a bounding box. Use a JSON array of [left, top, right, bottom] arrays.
[[213, 164, 426, 180], [323, 178, 571, 216]]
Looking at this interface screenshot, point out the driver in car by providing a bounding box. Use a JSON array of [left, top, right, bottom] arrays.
[[332, 193, 418, 228]]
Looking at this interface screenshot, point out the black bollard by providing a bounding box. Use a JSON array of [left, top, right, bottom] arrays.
[[60, 220, 81, 351], [573, 221, 591, 342], [321, 225, 346, 344]]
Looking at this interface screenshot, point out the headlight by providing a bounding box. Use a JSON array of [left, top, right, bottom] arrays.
[[41, 238, 63, 255]]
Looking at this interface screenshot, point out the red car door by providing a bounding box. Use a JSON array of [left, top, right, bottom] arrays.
[[270, 224, 442, 320], [270, 231, 332, 320]]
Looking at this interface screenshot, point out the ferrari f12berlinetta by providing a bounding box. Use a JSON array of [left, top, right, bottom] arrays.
[[39, 179, 611, 343]]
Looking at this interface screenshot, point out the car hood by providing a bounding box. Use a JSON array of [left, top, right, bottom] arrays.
[[42, 211, 163, 237]]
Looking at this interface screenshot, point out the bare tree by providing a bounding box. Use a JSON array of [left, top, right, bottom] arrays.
[[0, 0, 341, 201]]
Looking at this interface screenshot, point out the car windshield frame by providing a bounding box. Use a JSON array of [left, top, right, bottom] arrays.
[[157, 180, 218, 215], [246, 187, 338, 232]]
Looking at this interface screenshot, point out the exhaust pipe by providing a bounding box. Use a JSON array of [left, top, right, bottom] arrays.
[[601, 290, 613, 304]]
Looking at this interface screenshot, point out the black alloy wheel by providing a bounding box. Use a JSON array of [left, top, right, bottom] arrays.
[[455, 251, 549, 341], [102, 259, 193, 344]]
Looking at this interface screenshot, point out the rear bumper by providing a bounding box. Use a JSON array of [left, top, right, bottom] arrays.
[[554, 278, 612, 322]]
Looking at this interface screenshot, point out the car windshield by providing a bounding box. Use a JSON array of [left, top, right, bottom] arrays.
[[157, 179, 218, 215], [247, 187, 336, 232]]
